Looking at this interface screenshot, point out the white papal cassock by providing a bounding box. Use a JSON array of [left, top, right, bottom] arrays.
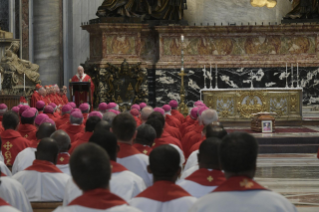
[[177, 169, 226, 198], [129, 181, 197, 212], [189, 176, 298, 212], [0, 197, 21, 212], [63, 161, 146, 205], [55, 188, 141, 212], [117, 143, 152, 187], [0, 177, 32, 212], [0, 160, 12, 177], [12, 160, 70, 201], [12, 147, 71, 175]]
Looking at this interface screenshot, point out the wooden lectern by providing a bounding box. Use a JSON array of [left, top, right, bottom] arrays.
[[69, 82, 92, 108]]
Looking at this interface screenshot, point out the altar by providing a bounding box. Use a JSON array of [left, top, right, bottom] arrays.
[[201, 88, 302, 124]]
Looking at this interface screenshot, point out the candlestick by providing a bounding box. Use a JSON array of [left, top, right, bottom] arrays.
[[203, 65, 207, 89], [181, 35, 184, 42], [24, 73, 25, 91], [291, 64, 294, 88], [210, 63, 213, 89], [0, 73, 2, 91], [215, 64, 218, 89], [297, 63, 299, 88], [286, 63, 288, 89]]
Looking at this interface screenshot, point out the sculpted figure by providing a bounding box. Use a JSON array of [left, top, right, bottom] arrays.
[[147, 0, 185, 20], [284, 0, 319, 19], [1, 41, 41, 84]]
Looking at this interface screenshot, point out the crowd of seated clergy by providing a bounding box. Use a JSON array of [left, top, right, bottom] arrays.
[[0, 99, 298, 211]]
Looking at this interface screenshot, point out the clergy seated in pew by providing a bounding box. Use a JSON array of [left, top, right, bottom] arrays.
[[12, 138, 70, 202], [63, 131, 146, 204], [112, 113, 153, 187], [189, 132, 298, 212], [1, 111, 30, 166], [133, 124, 156, 155], [129, 145, 197, 212], [54, 143, 141, 212], [183, 124, 227, 175], [177, 138, 226, 198], [12, 123, 56, 174], [0, 168, 32, 212], [146, 118, 185, 167]]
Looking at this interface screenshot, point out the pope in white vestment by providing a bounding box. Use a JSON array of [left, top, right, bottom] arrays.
[[12, 160, 70, 201], [63, 161, 146, 204], [0, 177, 32, 212]]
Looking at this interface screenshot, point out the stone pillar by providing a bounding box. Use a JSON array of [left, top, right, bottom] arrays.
[[33, 0, 63, 86]]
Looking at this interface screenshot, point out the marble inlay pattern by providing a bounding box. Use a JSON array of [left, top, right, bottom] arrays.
[[155, 67, 319, 108], [255, 154, 319, 211], [21, 0, 29, 60]]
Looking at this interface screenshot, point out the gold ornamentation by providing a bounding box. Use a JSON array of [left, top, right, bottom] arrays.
[[3, 141, 12, 150], [3, 141, 13, 165], [240, 179, 254, 188], [290, 94, 298, 112], [178, 69, 189, 117], [59, 157, 64, 162], [237, 91, 266, 118], [24, 134, 28, 138], [207, 176, 214, 182], [143, 150, 148, 154], [251, 0, 277, 8], [269, 95, 288, 118]]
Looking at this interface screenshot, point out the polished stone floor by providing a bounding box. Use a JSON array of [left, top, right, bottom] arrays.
[[256, 154, 319, 212]]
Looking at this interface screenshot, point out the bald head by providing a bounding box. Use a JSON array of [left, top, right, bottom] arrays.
[[50, 130, 71, 152], [201, 109, 218, 126], [141, 106, 153, 122], [36, 123, 56, 140], [35, 138, 59, 164], [77, 66, 84, 77]]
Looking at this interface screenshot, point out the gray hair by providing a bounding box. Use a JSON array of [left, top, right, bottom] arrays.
[[70, 116, 83, 125], [102, 112, 117, 125], [141, 106, 154, 121], [201, 109, 219, 126]]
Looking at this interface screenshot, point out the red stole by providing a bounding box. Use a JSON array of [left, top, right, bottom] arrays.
[[111, 161, 128, 173], [69, 131, 93, 154], [62, 124, 84, 142], [57, 153, 70, 165], [186, 169, 226, 186], [55, 114, 70, 129], [153, 131, 183, 152], [133, 143, 152, 155], [68, 188, 127, 209], [0, 197, 10, 206], [171, 109, 185, 124], [165, 115, 181, 128], [164, 124, 182, 141], [25, 160, 63, 173], [0, 172, 6, 177], [213, 176, 267, 192], [187, 137, 205, 158], [136, 181, 191, 202], [17, 124, 37, 141], [117, 143, 141, 159], [1, 129, 30, 166]]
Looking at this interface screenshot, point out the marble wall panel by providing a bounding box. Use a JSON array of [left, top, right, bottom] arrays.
[[0, 0, 9, 31], [21, 0, 29, 60], [155, 67, 319, 109], [33, 0, 62, 85]]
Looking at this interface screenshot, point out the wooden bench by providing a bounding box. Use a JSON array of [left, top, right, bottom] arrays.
[[31, 202, 63, 212]]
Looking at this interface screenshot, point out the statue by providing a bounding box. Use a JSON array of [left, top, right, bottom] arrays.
[[96, 0, 187, 20], [1, 41, 41, 84], [284, 0, 319, 19]]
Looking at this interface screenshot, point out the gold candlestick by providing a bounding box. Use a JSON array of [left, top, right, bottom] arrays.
[[178, 34, 188, 117]]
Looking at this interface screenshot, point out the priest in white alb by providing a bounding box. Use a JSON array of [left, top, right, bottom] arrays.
[[12, 138, 70, 202], [63, 131, 146, 205], [189, 132, 298, 212], [129, 145, 197, 212]]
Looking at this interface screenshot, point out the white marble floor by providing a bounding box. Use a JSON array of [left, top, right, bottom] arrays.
[[256, 154, 319, 212]]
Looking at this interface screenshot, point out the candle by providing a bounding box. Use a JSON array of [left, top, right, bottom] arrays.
[[286, 63, 288, 88], [24, 73, 25, 91], [291, 64, 293, 88], [0, 73, 1, 91], [210, 63, 212, 88], [181, 35, 184, 42], [215, 64, 218, 89], [297, 63, 299, 87]]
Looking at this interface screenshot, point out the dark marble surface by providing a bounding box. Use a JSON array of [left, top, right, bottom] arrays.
[[0, 0, 9, 31], [155, 67, 319, 107]]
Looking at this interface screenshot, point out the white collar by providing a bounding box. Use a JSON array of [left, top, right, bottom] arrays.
[[76, 73, 87, 81]]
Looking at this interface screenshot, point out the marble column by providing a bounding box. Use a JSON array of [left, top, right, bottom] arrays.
[[33, 0, 63, 86]]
